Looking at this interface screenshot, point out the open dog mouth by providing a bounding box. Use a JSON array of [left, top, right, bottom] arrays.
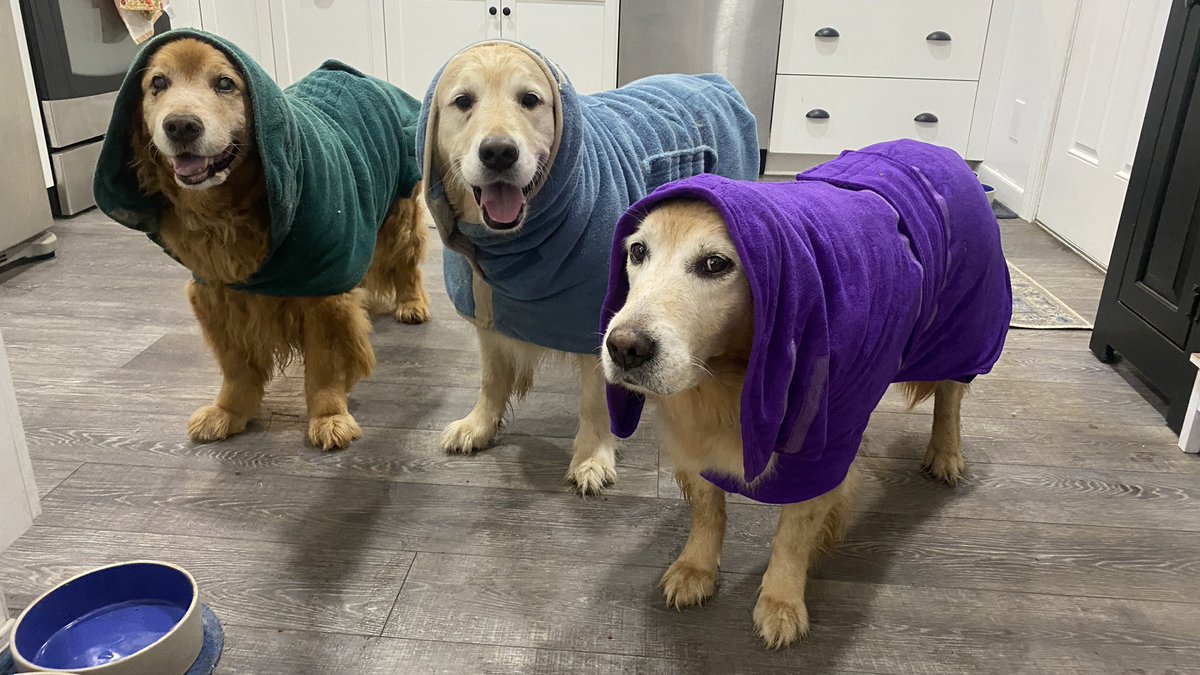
[[472, 181, 535, 230], [171, 145, 238, 186]]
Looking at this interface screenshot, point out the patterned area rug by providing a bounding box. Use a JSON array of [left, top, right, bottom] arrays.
[[1009, 262, 1093, 330]]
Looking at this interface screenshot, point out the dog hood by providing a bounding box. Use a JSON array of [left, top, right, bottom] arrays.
[[94, 28, 422, 296], [417, 40, 760, 353], [601, 140, 1012, 504]]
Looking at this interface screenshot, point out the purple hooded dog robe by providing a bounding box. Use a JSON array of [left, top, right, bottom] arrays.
[[601, 140, 1012, 505]]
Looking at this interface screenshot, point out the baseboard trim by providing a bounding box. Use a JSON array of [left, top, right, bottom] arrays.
[[976, 164, 1026, 217], [1032, 218, 1108, 272]]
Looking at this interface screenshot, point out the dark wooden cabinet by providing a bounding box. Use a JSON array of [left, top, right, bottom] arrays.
[[1092, 0, 1200, 432]]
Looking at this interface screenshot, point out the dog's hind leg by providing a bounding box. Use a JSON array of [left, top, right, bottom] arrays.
[[187, 282, 270, 442], [921, 380, 968, 484], [390, 187, 432, 324], [661, 468, 726, 608], [565, 354, 619, 495], [441, 327, 531, 454], [303, 291, 374, 450]]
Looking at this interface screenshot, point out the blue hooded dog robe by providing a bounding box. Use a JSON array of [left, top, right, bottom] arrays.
[[417, 41, 760, 354]]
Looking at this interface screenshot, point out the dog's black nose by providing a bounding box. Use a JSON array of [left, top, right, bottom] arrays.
[[606, 327, 656, 370], [163, 114, 204, 144], [478, 136, 519, 171]]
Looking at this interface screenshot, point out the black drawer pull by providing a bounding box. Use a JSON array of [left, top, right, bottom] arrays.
[[914, 112, 939, 124], [502, 6, 510, 15], [806, 109, 830, 119], [489, 5, 497, 14], [926, 31, 952, 41], [815, 27, 840, 38]]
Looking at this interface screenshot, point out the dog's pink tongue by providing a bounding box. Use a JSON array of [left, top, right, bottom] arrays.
[[172, 155, 208, 176], [480, 183, 525, 224]]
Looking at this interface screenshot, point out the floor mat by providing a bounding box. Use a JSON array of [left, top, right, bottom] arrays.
[[1009, 261, 1094, 329]]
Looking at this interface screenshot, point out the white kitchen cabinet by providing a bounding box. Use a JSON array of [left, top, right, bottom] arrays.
[[198, 0, 277, 80], [779, 0, 991, 81], [385, 0, 617, 97], [499, 0, 616, 94], [385, 0, 499, 96], [270, 0, 388, 86], [770, 0, 1003, 162], [771, 75, 978, 156]]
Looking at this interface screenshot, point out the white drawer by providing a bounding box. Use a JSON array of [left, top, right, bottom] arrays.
[[769, 75, 978, 156], [779, 0, 992, 81]]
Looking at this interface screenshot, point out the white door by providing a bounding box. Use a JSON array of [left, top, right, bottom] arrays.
[[270, 0, 388, 86], [384, 0, 499, 95], [1036, 0, 1171, 266], [197, 0, 278, 80], [0, 330, 38, 558], [499, 0, 617, 94]]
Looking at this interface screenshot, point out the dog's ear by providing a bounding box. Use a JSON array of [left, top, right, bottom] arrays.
[[128, 94, 164, 195]]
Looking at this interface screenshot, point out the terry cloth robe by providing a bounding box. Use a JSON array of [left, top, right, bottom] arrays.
[[93, 29, 423, 297], [602, 140, 1012, 505], [417, 40, 760, 354]]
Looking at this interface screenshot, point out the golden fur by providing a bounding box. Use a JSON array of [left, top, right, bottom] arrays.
[[429, 43, 619, 494], [601, 200, 970, 648], [133, 38, 430, 450]]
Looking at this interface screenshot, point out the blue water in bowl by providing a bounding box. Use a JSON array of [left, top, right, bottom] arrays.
[[33, 599, 185, 670]]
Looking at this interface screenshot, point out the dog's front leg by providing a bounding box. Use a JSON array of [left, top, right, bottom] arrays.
[[187, 282, 269, 442], [302, 293, 374, 450], [661, 468, 726, 608], [441, 327, 522, 454], [566, 354, 618, 495], [753, 474, 855, 649]]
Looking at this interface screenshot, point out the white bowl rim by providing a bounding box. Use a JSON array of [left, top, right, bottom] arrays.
[[9, 559, 200, 674]]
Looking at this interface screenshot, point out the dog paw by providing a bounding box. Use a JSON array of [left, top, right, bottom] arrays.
[[753, 595, 810, 649], [922, 444, 966, 485], [565, 454, 616, 496], [308, 413, 362, 451], [440, 414, 499, 455], [661, 560, 717, 609], [395, 301, 430, 324], [188, 405, 249, 442]]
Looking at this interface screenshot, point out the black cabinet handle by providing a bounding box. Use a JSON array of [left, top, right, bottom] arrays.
[[814, 27, 840, 38], [489, 6, 497, 14], [926, 31, 952, 41], [806, 109, 830, 119], [914, 112, 939, 123], [502, 6, 511, 15]]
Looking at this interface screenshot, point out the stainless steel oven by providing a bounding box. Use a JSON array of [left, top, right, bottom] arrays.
[[617, 0, 784, 170], [19, 0, 170, 215]]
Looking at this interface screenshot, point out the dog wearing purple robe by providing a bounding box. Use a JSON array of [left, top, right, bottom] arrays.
[[600, 140, 1012, 647]]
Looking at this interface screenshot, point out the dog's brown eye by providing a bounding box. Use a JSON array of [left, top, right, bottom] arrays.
[[629, 242, 647, 264], [520, 92, 541, 109], [697, 255, 732, 277], [453, 93, 474, 111], [150, 75, 169, 92], [214, 76, 236, 93]]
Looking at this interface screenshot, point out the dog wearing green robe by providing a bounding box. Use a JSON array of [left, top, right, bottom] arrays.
[[93, 33, 430, 450]]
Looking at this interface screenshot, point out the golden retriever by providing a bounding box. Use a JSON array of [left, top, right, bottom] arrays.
[[428, 43, 619, 493], [601, 200, 968, 648], [132, 38, 430, 450]]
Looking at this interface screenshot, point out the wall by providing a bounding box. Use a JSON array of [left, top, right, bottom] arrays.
[[975, 0, 1078, 219]]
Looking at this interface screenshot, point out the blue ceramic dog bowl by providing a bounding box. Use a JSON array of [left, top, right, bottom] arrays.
[[9, 561, 203, 675], [981, 183, 997, 204]]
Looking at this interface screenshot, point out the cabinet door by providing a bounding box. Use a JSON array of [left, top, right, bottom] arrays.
[[499, 0, 617, 94], [1116, 3, 1200, 347], [384, 0, 499, 95], [198, 0, 277, 80], [269, 0, 388, 86]]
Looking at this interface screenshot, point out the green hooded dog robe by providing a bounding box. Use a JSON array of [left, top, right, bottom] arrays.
[[93, 29, 423, 296]]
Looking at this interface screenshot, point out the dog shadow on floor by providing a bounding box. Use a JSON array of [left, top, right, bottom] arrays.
[[593, 434, 969, 667]]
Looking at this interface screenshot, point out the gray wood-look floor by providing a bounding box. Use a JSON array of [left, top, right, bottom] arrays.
[[2, 209, 1198, 674]]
